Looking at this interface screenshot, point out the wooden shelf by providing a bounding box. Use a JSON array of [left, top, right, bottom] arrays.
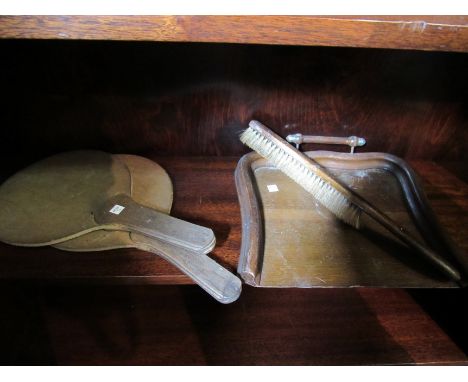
[[0, 156, 466, 284], [0, 39, 466, 284], [0, 26, 467, 365], [1, 16, 468, 52], [3, 284, 468, 365]]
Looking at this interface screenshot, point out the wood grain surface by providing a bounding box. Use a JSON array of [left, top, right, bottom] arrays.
[[1, 17, 467, 367], [0, 39, 467, 178], [1, 16, 468, 52], [0, 284, 466, 365], [411, 161, 468, 267]]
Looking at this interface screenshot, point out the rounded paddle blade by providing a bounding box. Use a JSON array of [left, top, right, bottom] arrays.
[[0, 151, 131, 246]]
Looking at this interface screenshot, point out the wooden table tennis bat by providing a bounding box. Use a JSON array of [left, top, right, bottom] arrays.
[[54, 154, 241, 304], [0, 151, 214, 254]]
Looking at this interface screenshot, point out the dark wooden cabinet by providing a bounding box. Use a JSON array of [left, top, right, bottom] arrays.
[[0, 16, 467, 365]]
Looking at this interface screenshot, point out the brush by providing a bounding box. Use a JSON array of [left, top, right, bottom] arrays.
[[240, 120, 462, 283]]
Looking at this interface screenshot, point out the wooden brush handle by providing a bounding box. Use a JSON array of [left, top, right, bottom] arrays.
[[308, 157, 461, 282], [252, 121, 462, 282], [134, 234, 242, 304], [94, 194, 216, 255]]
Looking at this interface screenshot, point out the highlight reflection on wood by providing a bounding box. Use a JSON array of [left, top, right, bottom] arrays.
[[1, 284, 466, 365]]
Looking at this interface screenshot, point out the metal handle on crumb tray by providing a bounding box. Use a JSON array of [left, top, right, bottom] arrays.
[[286, 133, 366, 153]]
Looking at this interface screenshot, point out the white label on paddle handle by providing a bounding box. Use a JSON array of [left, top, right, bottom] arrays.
[[109, 204, 125, 215], [267, 184, 279, 192]]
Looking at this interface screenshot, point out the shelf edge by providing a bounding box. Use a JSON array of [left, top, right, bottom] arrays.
[[1, 16, 468, 52]]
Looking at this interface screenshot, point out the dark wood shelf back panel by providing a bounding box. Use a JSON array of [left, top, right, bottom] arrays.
[[1, 39, 467, 179]]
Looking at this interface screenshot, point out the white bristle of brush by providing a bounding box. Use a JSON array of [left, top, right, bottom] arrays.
[[240, 126, 361, 229]]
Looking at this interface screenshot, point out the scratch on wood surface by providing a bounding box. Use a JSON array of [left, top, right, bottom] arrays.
[[399, 21, 428, 33]]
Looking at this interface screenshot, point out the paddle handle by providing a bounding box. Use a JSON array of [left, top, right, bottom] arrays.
[[133, 234, 242, 304], [94, 194, 216, 255]]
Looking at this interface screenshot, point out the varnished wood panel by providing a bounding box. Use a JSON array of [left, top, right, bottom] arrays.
[[411, 161, 468, 272], [0, 285, 466, 365], [410, 288, 468, 357], [0, 157, 465, 284], [0, 39, 467, 175], [1, 16, 468, 52]]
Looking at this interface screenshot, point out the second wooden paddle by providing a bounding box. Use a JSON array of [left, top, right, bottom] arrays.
[[0, 151, 214, 254], [54, 155, 241, 304]]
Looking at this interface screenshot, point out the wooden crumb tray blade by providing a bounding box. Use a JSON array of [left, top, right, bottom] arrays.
[[235, 151, 467, 288]]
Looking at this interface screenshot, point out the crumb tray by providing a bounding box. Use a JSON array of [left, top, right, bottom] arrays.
[[235, 151, 466, 288]]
